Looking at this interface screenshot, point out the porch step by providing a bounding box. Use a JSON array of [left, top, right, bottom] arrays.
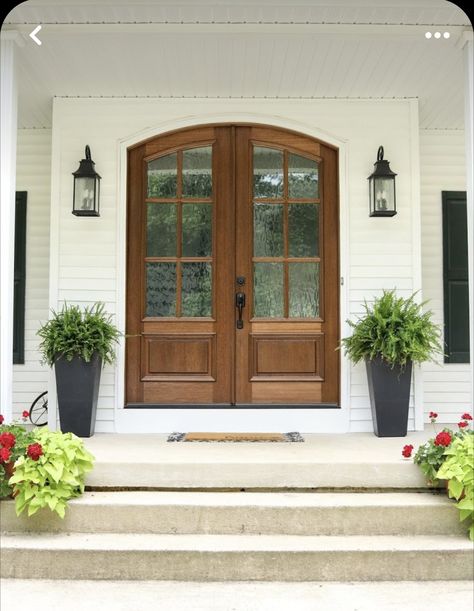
[[2, 532, 472, 581], [82, 433, 431, 489], [0, 491, 466, 537], [3, 579, 473, 611]]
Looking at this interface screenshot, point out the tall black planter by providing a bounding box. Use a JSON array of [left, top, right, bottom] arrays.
[[365, 356, 413, 437], [54, 353, 102, 437]]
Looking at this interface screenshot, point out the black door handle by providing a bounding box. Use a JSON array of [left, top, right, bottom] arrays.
[[235, 292, 246, 329]]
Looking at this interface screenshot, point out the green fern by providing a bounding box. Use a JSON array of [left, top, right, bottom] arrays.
[[341, 290, 442, 366], [37, 302, 121, 366]]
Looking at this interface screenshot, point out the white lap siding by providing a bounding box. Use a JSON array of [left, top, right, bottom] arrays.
[[420, 129, 471, 423]]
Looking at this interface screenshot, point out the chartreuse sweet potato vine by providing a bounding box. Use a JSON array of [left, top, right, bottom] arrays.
[[9, 428, 94, 518], [437, 433, 474, 541]]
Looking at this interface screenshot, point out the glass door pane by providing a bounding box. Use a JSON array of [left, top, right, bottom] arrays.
[[145, 146, 213, 318], [252, 146, 320, 319]]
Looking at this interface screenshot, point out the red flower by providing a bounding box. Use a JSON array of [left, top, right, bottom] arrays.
[[461, 413, 472, 421], [22, 410, 29, 420], [429, 411, 438, 420], [402, 444, 414, 458], [434, 431, 452, 447], [0, 414, 4, 425], [0, 447, 11, 463], [0, 432, 16, 449], [458, 421, 468, 429], [26, 443, 43, 461]]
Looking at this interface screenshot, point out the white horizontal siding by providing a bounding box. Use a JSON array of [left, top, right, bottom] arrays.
[[12, 129, 51, 420], [420, 129, 471, 423]]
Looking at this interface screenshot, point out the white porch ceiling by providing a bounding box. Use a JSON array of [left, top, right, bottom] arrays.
[[3, 0, 472, 129]]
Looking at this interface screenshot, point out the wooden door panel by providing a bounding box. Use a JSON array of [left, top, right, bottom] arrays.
[[249, 333, 324, 380], [251, 382, 323, 404], [142, 334, 216, 380]]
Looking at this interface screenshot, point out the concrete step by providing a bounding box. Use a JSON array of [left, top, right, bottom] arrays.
[[2, 532, 472, 581], [2, 579, 474, 611], [0, 491, 466, 536], [82, 433, 430, 489]]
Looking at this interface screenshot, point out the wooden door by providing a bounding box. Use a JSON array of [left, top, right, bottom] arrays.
[[126, 125, 339, 407]]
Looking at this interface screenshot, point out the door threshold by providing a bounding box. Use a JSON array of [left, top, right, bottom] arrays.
[[125, 403, 340, 409]]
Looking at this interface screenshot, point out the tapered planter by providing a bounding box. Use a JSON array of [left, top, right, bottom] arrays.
[[365, 356, 413, 437], [54, 353, 102, 437]]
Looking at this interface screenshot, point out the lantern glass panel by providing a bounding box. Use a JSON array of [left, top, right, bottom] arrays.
[[74, 176, 97, 213], [373, 177, 395, 213]]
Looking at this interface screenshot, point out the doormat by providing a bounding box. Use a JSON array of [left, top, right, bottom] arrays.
[[167, 432, 304, 442]]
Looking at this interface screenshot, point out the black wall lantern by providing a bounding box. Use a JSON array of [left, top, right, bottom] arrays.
[[368, 146, 397, 217], [72, 145, 101, 217]]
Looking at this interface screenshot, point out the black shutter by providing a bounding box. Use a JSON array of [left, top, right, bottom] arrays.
[[13, 191, 27, 365], [442, 191, 469, 363]]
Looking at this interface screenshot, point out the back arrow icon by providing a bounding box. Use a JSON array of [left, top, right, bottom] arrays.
[[29, 25, 42, 45]]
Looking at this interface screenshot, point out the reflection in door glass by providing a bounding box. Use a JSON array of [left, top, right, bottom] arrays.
[[146, 262, 176, 317], [253, 203, 284, 257], [147, 203, 177, 257], [254, 263, 284, 318], [183, 147, 212, 198], [182, 204, 212, 257], [288, 153, 319, 199], [253, 147, 283, 198], [288, 204, 319, 257], [182, 263, 212, 317], [147, 153, 177, 198], [289, 262, 319, 318]]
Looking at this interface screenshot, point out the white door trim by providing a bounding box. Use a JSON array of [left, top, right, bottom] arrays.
[[115, 111, 350, 432]]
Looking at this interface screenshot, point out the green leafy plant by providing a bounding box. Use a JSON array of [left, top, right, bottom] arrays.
[[341, 290, 442, 366], [402, 411, 473, 539], [437, 433, 474, 541], [409, 412, 473, 486], [8, 427, 94, 518], [412, 433, 454, 486], [37, 302, 121, 366]]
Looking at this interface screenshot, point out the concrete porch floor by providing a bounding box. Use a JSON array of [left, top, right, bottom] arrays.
[[82, 430, 438, 489]]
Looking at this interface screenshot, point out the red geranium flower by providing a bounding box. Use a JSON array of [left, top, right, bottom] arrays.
[[0, 432, 16, 449], [0, 447, 11, 463], [434, 431, 452, 447], [26, 443, 43, 461], [429, 411, 438, 420], [0, 414, 4, 425], [22, 410, 29, 420], [402, 444, 414, 458], [458, 421, 468, 429], [461, 413, 472, 421]]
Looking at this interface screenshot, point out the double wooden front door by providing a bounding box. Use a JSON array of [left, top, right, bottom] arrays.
[[126, 125, 339, 406]]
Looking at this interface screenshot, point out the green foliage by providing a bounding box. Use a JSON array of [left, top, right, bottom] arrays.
[[413, 434, 452, 486], [9, 428, 95, 518], [341, 290, 442, 366], [437, 433, 474, 541], [0, 469, 12, 498], [37, 302, 121, 366]]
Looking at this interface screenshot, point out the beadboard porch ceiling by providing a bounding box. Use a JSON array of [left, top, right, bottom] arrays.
[[3, 0, 472, 129]]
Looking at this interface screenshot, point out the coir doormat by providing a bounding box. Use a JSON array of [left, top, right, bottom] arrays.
[[167, 432, 304, 442]]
